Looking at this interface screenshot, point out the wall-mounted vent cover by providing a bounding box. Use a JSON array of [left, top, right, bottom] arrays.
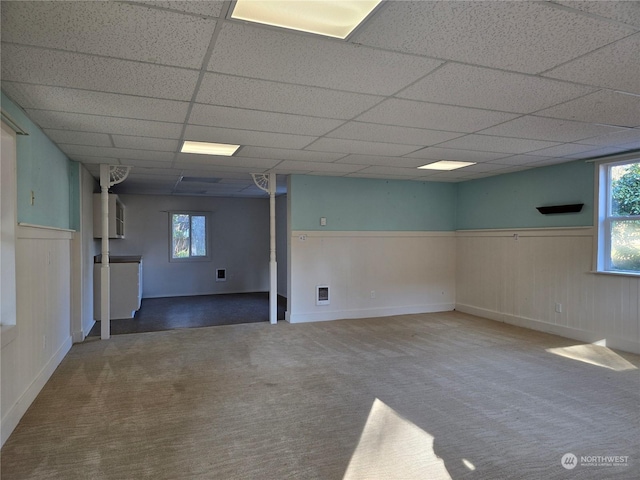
[[316, 285, 330, 306], [216, 268, 226, 282]]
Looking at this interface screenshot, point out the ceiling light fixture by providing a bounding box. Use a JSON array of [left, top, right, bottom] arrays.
[[230, 0, 382, 39], [181, 141, 240, 156], [418, 161, 476, 171]]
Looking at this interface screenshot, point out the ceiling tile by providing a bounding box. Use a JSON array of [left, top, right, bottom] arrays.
[[272, 161, 364, 174], [59, 145, 175, 163], [335, 155, 429, 168], [112, 136, 180, 152], [563, 145, 628, 160], [574, 128, 640, 147], [0, 44, 199, 101], [43, 129, 112, 147], [354, 1, 633, 73], [356, 99, 518, 132], [1, 1, 216, 68], [348, 172, 421, 181], [304, 138, 422, 157], [527, 143, 602, 158], [398, 63, 596, 113], [26, 110, 184, 138], [131, 1, 224, 17], [493, 154, 564, 166], [477, 115, 624, 142], [122, 167, 180, 177], [172, 161, 267, 175], [326, 121, 463, 146], [354, 165, 423, 177], [451, 163, 511, 173], [68, 155, 119, 165], [196, 73, 382, 119], [111, 159, 175, 169], [208, 22, 443, 95], [176, 153, 280, 170], [189, 104, 343, 136], [556, 1, 640, 28], [542, 34, 640, 95], [184, 124, 316, 150], [536, 90, 640, 127], [435, 135, 561, 154], [238, 146, 346, 163], [406, 147, 510, 162], [3, 83, 189, 123]]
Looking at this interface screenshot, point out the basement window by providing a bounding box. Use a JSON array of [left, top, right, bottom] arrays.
[[596, 158, 640, 275], [170, 212, 209, 262]]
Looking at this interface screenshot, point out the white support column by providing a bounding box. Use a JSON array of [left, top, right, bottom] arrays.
[[99, 164, 111, 340], [268, 172, 277, 325], [252, 173, 278, 324], [98, 164, 131, 340]]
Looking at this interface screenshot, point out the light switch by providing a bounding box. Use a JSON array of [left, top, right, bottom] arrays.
[[320, 217, 327, 226]]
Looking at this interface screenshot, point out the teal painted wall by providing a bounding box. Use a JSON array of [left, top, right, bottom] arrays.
[[456, 160, 594, 230], [290, 175, 457, 231], [2, 91, 77, 230]]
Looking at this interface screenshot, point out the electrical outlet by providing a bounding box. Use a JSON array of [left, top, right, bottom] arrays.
[[555, 303, 562, 313], [43, 335, 47, 350], [370, 290, 376, 299], [298, 234, 307, 241]]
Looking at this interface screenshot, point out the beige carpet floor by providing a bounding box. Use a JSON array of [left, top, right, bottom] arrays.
[[1, 311, 639, 479]]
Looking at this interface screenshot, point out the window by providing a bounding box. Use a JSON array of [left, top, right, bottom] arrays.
[[170, 212, 209, 261], [597, 158, 640, 274]]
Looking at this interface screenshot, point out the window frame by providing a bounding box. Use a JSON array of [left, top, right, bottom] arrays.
[[595, 156, 640, 276], [168, 211, 211, 263]]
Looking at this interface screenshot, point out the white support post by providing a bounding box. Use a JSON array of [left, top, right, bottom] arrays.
[[98, 164, 131, 340], [268, 172, 277, 325], [99, 164, 111, 340], [252, 173, 278, 325]]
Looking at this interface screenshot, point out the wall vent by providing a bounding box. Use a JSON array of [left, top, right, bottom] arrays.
[[216, 269, 227, 282], [316, 285, 330, 305]]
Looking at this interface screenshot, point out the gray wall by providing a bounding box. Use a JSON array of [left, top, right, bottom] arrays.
[[108, 194, 270, 298]]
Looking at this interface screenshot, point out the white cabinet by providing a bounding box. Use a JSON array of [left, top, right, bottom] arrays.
[[93, 194, 124, 238], [93, 257, 142, 320]]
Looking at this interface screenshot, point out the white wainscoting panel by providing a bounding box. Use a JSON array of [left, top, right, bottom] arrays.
[[288, 231, 456, 323], [1, 225, 73, 446], [456, 228, 640, 354]]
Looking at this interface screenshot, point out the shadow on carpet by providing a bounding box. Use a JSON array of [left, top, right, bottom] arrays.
[[89, 292, 286, 336]]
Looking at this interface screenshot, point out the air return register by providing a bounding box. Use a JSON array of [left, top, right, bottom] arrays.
[[316, 285, 330, 306]]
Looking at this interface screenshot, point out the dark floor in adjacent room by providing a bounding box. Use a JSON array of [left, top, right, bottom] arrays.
[[89, 292, 287, 335]]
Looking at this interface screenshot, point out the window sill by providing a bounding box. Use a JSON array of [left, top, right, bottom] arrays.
[[591, 270, 640, 278], [1, 324, 18, 348]]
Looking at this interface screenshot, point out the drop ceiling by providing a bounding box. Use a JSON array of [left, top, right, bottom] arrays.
[[1, 0, 639, 197]]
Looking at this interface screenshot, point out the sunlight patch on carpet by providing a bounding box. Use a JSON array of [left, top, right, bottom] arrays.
[[343, 398, 451, 480], [546, 343, 637, 371]]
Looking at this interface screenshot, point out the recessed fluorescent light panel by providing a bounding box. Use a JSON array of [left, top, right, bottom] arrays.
[[418, 161, 476, 171], [181, 141, 240, 156], [230, 0, 382, 39]]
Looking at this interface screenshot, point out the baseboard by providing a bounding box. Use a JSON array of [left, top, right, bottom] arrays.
[[288, 303, 454, 324], [143, 290, 272, 299], [455, 303, 640, 355], [1, 335, 73, 447]]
